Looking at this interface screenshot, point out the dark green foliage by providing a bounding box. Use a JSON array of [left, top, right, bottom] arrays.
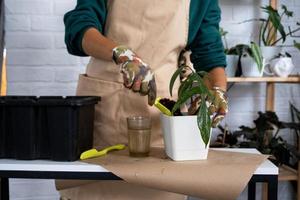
[[169, 67, 212, 147], [213, 108, 300, 166]]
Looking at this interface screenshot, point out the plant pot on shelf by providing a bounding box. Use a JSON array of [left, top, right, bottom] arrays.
[[160, 114, 211, 161], [260, 46, 282, 63], [241, 55, 264, 77], [225, 55, 239, 77]]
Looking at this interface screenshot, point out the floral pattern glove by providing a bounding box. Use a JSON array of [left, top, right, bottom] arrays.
[[208, 87, 228, 127], [112, 45, 157, 105], [188, 87, 228, 128]]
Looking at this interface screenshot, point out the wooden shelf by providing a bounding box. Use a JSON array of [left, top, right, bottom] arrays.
[[227, 75, 300, 83]]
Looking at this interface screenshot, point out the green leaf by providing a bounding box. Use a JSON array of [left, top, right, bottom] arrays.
[[262, 18, 270, 46], [219, 27, 228, 36], [171, 87, 201, 115], [262, 6, 286, 44], [294, 40, 300, 51], [281, 5, 293, 18], [250, 42, 264, 72], [194, 73, 212, 98], [169, 65, 185, 97], [177, 74, 196, 97], [197, 96, 212, 147]]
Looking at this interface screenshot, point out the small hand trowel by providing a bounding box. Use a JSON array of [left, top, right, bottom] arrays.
[[153, 97, 172, 116], [80, 144, 126, 160]]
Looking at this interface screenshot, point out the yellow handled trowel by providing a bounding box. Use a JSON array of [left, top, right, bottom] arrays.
[[154, 97, 172, 116], [80, 144, 126, 160]]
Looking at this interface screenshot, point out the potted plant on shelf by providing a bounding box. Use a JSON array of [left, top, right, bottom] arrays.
[[156, 66, 212, 161], [220, 27, 239, 77], [243, 5, 300, 62], [227, 42, 264, 77]]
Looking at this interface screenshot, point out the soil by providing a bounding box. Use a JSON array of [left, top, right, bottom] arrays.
[[159, 98, 182, 116]]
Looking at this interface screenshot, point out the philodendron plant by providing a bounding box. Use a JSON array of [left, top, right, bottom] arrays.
[[242, 5, 300, 46], [168, 66, 212, 147], [227, 42, 264, 73]]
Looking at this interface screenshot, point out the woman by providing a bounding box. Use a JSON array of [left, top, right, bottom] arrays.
[[61, 0, 228, 199]]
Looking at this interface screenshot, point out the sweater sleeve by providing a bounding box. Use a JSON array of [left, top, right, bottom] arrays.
[[188, 0, 226, 72], [64, 0, 107, 56]]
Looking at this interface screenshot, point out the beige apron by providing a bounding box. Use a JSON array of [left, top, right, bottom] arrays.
[[60, 0, 190, 199]]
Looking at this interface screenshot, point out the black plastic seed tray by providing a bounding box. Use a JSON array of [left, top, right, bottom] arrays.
[[0, 96, 100, 161]]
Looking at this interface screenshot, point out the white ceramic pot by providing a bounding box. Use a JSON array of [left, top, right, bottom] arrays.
[[225, 55, 239, 77], [241, 56, 264, 77], [260, 46, 282, 63], [160, 114, 210, 161]]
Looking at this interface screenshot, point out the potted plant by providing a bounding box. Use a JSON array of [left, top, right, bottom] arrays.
[[244, 5, 300, 62], [227, 42, 264, 77], [212, 109, 300, 166], [220, 27, 239, 77], [156, 66, 212, 161]]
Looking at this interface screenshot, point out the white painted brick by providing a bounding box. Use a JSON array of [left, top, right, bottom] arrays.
[[233, 6, 256, 21], [228, 97, 265, 112], [220, 0, 259, 7], [7, 50, 80, 66], [55, 68, 80, 82], [5, 0, 52, 15], [5, 15, 30, 31], [227, 83, 266, 97], [7, 83, 32, 95], [30, 82, 77, 96], [220, 6, 233, 21], [274, 97, 295, 111], [219, 22, 255, 39], [54, 34, 66, 49], [276, 84, 300, 98], [7, 67, 55, 82], [6, 32, 53, 49], [54, 0, 77, 15], [31, 16, 64, 32], [280, 0, 296, 6]]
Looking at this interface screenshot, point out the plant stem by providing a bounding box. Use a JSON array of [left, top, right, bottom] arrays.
[[262, 19, 270, 46], [266, 22, 275, 46]]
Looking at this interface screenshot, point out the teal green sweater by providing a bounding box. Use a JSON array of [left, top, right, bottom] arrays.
[[64, 0, 226, 72]]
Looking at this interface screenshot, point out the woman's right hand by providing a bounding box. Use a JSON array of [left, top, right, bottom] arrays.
[[112, 46, 157, 106]]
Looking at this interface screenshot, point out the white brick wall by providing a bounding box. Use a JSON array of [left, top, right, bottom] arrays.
[[4, 0, 300, 199]]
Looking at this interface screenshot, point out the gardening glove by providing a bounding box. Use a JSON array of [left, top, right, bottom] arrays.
[[112, 45, 157, 105], [188, 87, 228, 128]]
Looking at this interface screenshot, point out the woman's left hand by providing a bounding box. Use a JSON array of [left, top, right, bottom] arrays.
[[188, 87, 228, 127], [208, 87, 228, 127]]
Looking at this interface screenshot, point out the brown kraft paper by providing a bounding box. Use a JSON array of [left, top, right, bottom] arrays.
[[57, 147, 268, 200]]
